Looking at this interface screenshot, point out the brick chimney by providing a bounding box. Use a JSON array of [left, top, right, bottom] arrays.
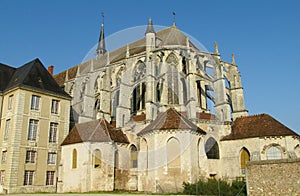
[[48, 65, 54, 75]]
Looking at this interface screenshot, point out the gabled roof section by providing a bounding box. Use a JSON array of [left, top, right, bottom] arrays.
[[137, 108, 206, 136], [61, 119, 129, 146], [0, 63, 16, 92], [221, 114, 299, 141], [5, 58, 70, 98]]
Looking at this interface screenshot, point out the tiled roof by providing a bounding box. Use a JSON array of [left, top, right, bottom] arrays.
[[131, 113, 146, 122], [54, 70, 67, 86], [137, 108, 206, 136], [68, 66, 78, 80], [0, 59, 71, 99], [61, 119, 130, 146], [196, 112, 216, 120], [221, 114, 299, 141]]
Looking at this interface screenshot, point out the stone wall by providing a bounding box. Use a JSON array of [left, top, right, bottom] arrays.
[[246, 158, 300, 195]]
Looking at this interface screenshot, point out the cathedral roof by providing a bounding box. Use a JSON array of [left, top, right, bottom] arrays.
[[221, 114, 299, 141], [109, 26, 199, 63], [0, 58, 70, 98], [137, 108, 206, 136], [61, 119, 130, 146], [54, 26, 199, 85]]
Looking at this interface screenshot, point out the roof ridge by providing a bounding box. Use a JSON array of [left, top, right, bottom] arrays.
[[223, 113, 298, 141], [99, 118, 113, 142], [88, 120, 104, 142], [138, 108, 206, 136], [0, 62, 15, 69]]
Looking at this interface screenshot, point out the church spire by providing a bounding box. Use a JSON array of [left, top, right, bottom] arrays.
[[96, 13, 107, 56], [145, 18, 155, 34]]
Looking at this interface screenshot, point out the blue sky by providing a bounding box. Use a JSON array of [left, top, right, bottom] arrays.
[[1, 0, 299, 133]]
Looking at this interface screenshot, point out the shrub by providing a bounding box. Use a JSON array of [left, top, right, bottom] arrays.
[[183, 178, 247, 195]]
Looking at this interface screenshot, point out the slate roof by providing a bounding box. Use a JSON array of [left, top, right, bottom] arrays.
[[0, 58, 70, 98], [137, 108, 206, 136], [54, 26, 199, 85], [221, 114, 299, 141], [0, 63, 16, 92], [61, 119, 130, 146]]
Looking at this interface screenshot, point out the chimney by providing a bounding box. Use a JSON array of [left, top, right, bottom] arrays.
[[48, 65, 54, 75]]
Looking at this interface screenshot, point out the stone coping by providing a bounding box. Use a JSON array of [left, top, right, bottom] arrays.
[[247, 158, 300, 166]]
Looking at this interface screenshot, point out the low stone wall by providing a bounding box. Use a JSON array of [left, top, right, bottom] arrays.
[[246, 158, 300, 195]]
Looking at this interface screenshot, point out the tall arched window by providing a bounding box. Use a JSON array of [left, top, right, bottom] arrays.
[[205, 137, 219, 159], [93, 149, 101, 168], [267, 146, 281, 160], [72, 149, 77, 169], [140, 138, 148, 171], [114, 150, 119, 169], [240, 147, 250, 174], [130, 145, 138, 168], [156, 82, 162, 102], [197, 138, 201, 168], [224, 76, 231, 89], [166, 53, 179, 105], [181, 78, 187, 104], [196, 80, 203, 108], [131, 83, 146, 115], [167, 137, 181, 168], [111, 90, 119, 120], [182, 57, 188, 75], [131, 62, 146, 115], [205, 85, 215, 114], [167, 66, 179, 104]]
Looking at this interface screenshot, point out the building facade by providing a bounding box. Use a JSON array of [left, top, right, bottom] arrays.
[[54, 19, 300, 193], [0, 59, 71, 193]]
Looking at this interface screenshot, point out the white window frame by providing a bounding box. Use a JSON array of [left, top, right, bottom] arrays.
[[46, 171, 55, 186], [24, 170, 34, 186], [28, 119, 38, 141], [30, 95, 40, 110], [51, 100, 59, 114], [25, 150, 36, 163], [0, 170, 5, 185], [49, 123, 58, 143], [8, 95, 13, 110], [47, 152, 57, 165], [4, 119, 10, 140], [1, 151, 7, 163]]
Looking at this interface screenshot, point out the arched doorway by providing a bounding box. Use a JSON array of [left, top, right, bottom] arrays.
[[240, 147, 250, 174]]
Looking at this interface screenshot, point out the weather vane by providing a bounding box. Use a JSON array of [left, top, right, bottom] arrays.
[[101, 12, 104, 24], [172, 11, 176, 26]]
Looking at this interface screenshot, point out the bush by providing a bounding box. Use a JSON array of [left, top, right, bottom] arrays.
[[183, 178, 247, 195]]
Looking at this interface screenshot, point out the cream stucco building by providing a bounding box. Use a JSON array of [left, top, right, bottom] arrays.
[[54, 19, 300, 193], [0, 59, 71, 193]]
